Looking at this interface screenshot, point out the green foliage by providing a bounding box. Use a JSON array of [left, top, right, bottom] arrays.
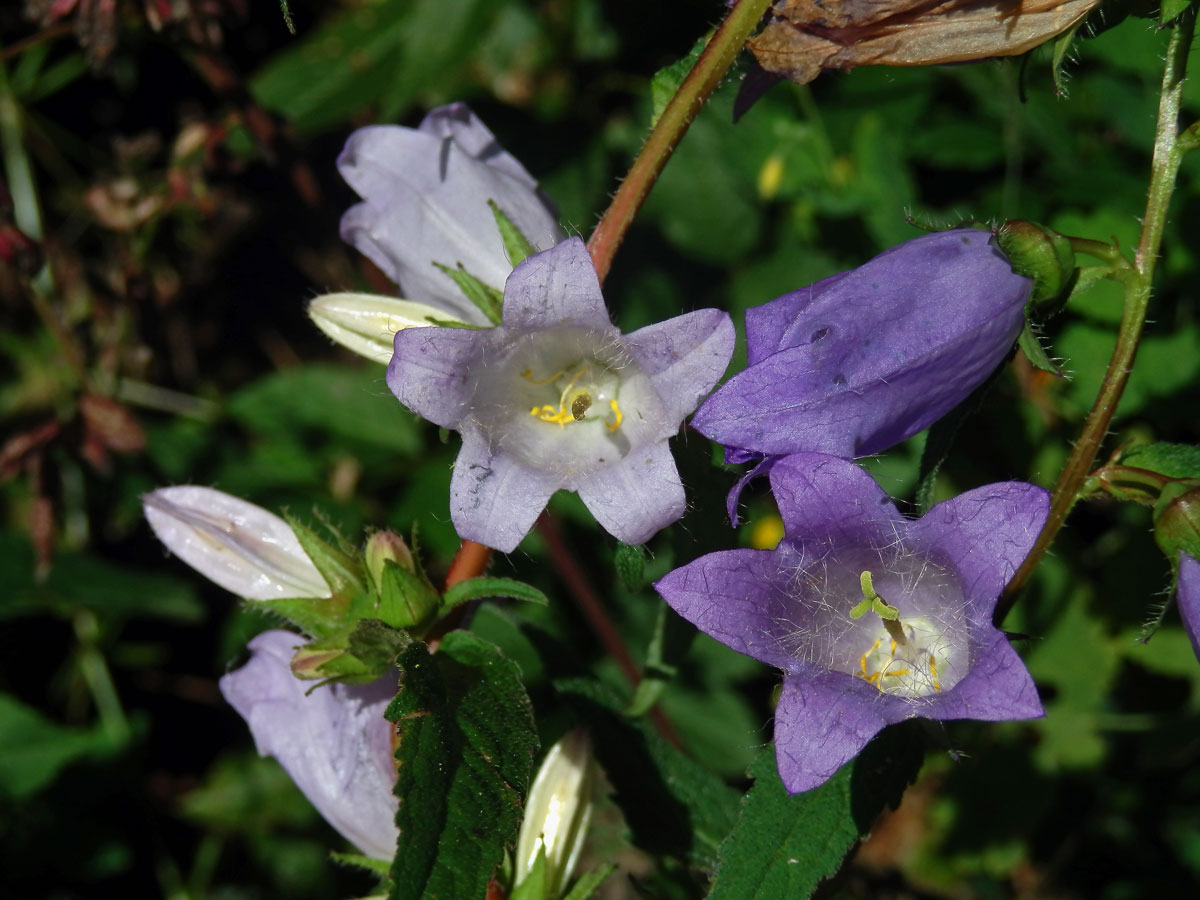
[[440, 576, 550, 613], [707, 725, 923, 899], [0, 694, 114, 799], [433, 261, 505, 325], [387, 633, 538, 900]]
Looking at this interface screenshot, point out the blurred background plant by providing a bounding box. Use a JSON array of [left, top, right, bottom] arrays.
[[2, 0, 1199, 897]]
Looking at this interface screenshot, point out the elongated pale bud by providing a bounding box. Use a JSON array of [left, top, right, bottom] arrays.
[[143, 486, 331, 600], [515, 730, 594, 900], [308, 292, 465, 364]]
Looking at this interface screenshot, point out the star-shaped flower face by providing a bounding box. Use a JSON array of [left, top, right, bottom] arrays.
[[692, 229, 1032, 463], [654, 453, 1048, 793], [387, 237, 735, 552], [338, 102, 565, 324], [220, 630, 399, 859]]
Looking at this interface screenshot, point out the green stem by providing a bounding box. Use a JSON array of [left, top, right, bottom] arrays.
[[73, 610, 132, 746], [586, 0, 772, 284], [997, 6, 1197, 620]]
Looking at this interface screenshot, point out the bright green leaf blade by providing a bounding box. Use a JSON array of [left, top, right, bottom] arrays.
[[707, 725, 923, 900], [0, 693, 112, 799], [330, 851, 391, 877], [441, 577, 550, 613], [1018, 321, 1065, 377], [387, 632, 538, 900], [489, 200, 537, 267], [1120, 442, 1200, 480], [649, 33, 708, 127]]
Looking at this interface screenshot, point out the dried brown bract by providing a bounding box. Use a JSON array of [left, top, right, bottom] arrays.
[[749, 0, 1102, 84]]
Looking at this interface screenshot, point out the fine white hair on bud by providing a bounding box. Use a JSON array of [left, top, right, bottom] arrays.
[[308, 292, 464, 365], [514, 729, 595, 899], [143, 486, 331, 600]]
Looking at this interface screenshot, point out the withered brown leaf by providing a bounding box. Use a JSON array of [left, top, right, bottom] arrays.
[[749, 0, 1101, 84]]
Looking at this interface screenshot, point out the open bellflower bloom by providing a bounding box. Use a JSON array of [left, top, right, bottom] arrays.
[[1177, 553, 1200, 660], [387, 237, 735, 552], [692, 229, 1031, 463], [654, 453, 1047, 793], [220, 630, 399, 859], [143, 486, 330, 600], [339, 102, 565, 324]]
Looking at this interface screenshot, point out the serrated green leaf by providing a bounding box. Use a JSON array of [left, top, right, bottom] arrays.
[[1018, 321, 1064, 377], [330, 851, 392, 877], [387, 632, 538, 900], [613, 542, 647, 592], [0, 693, 113, 799], [489, 200, 537, 267], [707, 724, 923, 900], [432, 261, 504, 325], [441, 577, 550, 614], [560, 863, 616, 900], [1120, 443, 1200, 481], [557, 679, 738, 871], [650, 33, 708, 127]]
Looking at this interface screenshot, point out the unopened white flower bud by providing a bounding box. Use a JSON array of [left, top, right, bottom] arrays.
[[515, 729, 594, 900], [143, 486, 330, 600], [308, 292, 464, 364]]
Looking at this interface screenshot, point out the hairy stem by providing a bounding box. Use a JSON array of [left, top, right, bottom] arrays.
[[997, 7, 1197, 620], [586, 0, 772, 284]]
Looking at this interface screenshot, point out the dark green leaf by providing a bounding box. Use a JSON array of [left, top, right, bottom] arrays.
[[557, 679, 739, 871], [1120, 443, 1200, 480], [707, 724, 923, 900], [613, 542, 647, 592], [650, 33, 708, 126], [0, 693, 112, 799], [227, 364, 421, 454], [441, 577, 550, 613], [0, 532, 203, 623], [387, 632, 538, 900], [330, 851, 391, 877]]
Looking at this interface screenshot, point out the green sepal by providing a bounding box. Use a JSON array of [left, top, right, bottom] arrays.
[[291, 619, 410, 685], [1153, 484, 1200, 565], [255, 595, 355, 640], [560, 864, 616, 900], [1083, 443, 1200, 506], [432, 261, 503, 325], [283, 513, 366, 597], [488, 200, 537, 267], [426, 316, 487, 329], [330, 851, 392, 878], [995, 220, 1077, 316], [440, 577, 550, 616], [378, 559, 440, 629], [1050, 21, 1084, 96], [1017, 321, 1064, 376], [508, 844, 547, 900], [613, 542, 647, 592]]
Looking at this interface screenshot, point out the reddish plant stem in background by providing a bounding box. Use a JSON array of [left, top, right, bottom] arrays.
[[444, 538, 494, 590], [585, 0, 772, 284], [536, 515, 681, 748], [996, 6, 1197, 622]]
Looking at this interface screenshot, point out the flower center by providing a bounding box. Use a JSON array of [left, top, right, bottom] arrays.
[[523, 362, 624, 432], [850, 569, 957, 698]]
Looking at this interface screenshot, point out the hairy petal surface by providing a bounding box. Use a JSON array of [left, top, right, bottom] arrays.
[[220, 631, 398, 859]]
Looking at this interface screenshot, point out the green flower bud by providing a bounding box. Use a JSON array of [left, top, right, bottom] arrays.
[[1154, 485, 1200, 565], [365, 530, 416, 592], [515, 730, 595, 900], [995, 220, 1076, 316]]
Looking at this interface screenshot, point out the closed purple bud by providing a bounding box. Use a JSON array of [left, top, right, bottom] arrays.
[[692, 229, 1031, 463]]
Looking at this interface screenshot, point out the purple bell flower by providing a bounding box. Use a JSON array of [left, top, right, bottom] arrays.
[[692, 229, 1031, 464], [338, 103, 565, 325], [1177, 552, 1200, 660], [654, 453, 1047, 794], [219, 630, 399, 859], [386, 237, 735, 552]]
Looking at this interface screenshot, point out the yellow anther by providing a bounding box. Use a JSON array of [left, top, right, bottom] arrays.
[[883, 668, 909, 679], [929, 654, 942, 692], [859, 638, 881, 681]]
